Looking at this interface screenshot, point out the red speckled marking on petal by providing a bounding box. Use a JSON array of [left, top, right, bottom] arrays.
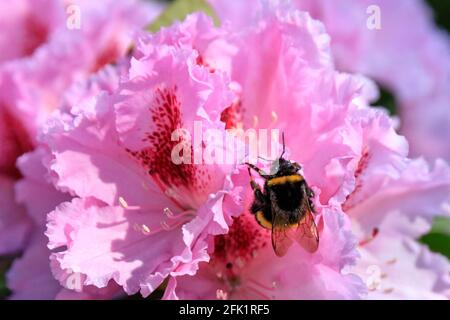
[[0, 107, 33, 178], [195, 53, 215, 73], [213, 214, 269, 275], [342, 149, 370, 211], [126, 87, 204, 195]]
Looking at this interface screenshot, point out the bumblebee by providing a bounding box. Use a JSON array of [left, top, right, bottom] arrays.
[[246, 134, 319, 257]]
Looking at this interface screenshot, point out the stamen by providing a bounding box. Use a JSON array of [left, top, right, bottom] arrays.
[[133, 223, 152, 235], [164, 207, 175, 218], [247, 278, 277, 291], [141, 224, 151, 235], [271, 111, 278, 123], [385, 258, 397, 265], [245, 285, 273, 300], [216, 289, 228, 300], [235, 257, 245, 268], [161, 221, 171, 230], [252, 115, 259, 128], [118, 196, 141, 210], [359, 227, 379, 246], [132, 209, 195, 236], [164, 207, 196, 220], [119, 196, 129, 208]]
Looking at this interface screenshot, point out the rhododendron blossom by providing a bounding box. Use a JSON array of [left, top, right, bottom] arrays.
[[0, 0, 449, 301], [161, 6, 450, 300], [42, 26, 244, 296], [7, 66, 125, 299], [0, 0, 162, 299], [47, 10, 377, 299]]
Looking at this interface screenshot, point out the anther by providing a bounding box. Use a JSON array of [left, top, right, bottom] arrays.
[[119, 196, 129, 208], [252, 115, 259, 127], [141, 224, 151, 235], [216, 289, 228, 300], [385, 258, 397, 265], [163, 207, 174, 218], [359, 227, 379, 246], [271, 111, 278, 123]]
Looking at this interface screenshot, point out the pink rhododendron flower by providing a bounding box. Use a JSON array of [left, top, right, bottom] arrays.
[[0, 175, 31, 254], [0, 0, 163, 298], [0, 0, 158, 253], [6, 65, 125, 299], [43, 25, 244, 297], [43, 9, 370, 299], [210, 0, 450, 162], [340, 113, 450, 299], [153, 8, 367, 300], [159, 7, 450, 300], [2, 0, 449, 301], [0, 0, 63, 63]]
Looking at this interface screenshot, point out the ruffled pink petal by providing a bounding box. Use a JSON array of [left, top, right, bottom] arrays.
[[351, 216, 450, 299], [55, 282, 124, 300], [15, 148, 71, 226], [46, 197, 185, 295], [346, 158, 450, 237], [0, 175, 32, 254], [7, 229, 124, 300], [7, 231, 60, 299], [42, 99, 171, 210], [347, 157, 450, 299]]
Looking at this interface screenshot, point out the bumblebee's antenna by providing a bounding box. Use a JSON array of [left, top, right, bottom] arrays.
[[258, 155, 272, 162], [280, 132, 285, 158]]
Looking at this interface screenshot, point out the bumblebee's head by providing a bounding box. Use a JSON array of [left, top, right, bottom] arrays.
[[268, 132, 302, 175], [271, 157, 301, 176]]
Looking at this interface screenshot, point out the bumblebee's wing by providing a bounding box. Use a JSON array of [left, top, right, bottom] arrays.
[[294, 209, 319, 253], [291, 183, 319, 253], [271, 210, 294, 257]]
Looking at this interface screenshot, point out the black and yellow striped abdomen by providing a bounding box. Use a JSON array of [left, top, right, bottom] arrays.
[[265, 174, 305, 213]]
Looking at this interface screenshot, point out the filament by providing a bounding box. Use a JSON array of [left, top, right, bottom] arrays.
[[359, 227, 379, 246], [245, 285, 273, 300], [118, 197, 141, 210]]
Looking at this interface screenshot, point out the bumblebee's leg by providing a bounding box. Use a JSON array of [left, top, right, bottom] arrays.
[[247, 168, 272, 229], [245, 162, 269, 178], [247, 168, 265, 205]]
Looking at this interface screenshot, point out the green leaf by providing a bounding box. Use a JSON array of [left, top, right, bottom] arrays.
[[371, 86, 397, 116], [0, 258, 12, 299], [420, 217, 450, 260], [420, 232, 450, 260], [148, 0, 219, 33], [429, 217, 450, 235]]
